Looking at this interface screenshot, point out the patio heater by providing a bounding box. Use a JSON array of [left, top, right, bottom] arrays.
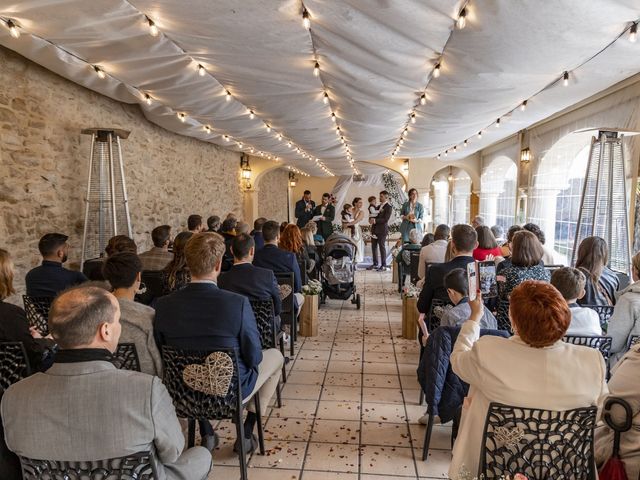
[[571, 131, 631, 274], [79, 128, 132, 269]]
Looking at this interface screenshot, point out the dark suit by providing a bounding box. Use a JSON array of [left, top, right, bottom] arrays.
[[371, 202, 393, 267], [219, 263, 281, 317], [154, 282, 262, 398], [251, 231, 265, 250], [220, 232, 235, 272], [25, 260, 87, 297], [295, 199, 316, 228], [417, 255, 475, 314], [313, 203, 335, 240], [253, 244, 302, 293]]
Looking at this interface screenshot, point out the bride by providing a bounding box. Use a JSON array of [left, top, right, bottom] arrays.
[[349, 197, 365, 264]]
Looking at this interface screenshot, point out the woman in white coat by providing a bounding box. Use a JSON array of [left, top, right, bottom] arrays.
[[449, 280, 609, 479]]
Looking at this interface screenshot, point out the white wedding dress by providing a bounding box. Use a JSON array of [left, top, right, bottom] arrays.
[[352, 209, 365, 264]]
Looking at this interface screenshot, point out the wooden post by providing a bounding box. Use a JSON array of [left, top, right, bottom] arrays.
[[402, 296, 418, 340], [299, 294, 319, 337], [392, 260, 398, 284]]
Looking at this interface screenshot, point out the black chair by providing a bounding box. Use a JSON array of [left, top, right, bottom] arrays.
[[426, 298, 451, 334], [135, 270, 164, 306], [275, 272, 297, 356], [0, 342, 31, 397], [602, 396, 632, 470], [82, 257, 106, 281], [581, 305, 615, 333], [563, 335, 612, 361], [298, 259, 309, 286], [495, 298, 511, 333], [409, 250, 422, 285], [114, 343, 141, 372], [627, 334, 640, 351], [22, 295, 53, 336], [479, 402, 597, 479], [19, 451, 157, 479], [249, 299, 285, 405], [161, 346, 265, 480]]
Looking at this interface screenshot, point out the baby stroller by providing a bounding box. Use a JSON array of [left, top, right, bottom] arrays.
[[320, 232, 361, 309]]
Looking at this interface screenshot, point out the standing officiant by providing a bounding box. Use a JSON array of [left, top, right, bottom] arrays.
[[313, 193, 335, 240], [295, 190, 316, 228], [399, 188, 424, 243]]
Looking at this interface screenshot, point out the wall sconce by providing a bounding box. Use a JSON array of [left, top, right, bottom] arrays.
[[402, 159, 409, 173], [520, 147, 531, 164], [288, 171, 297, 187], [240, 154, 252, 189]]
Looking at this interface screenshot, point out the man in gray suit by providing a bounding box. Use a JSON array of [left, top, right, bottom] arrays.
[[1, 286, 211, 480]]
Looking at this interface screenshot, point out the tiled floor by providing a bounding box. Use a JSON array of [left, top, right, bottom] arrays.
[[206, 269, 453, 479]]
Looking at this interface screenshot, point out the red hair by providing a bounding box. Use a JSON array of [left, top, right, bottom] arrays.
[[509, 280, 570, 348], [279, 224, 304, 254]]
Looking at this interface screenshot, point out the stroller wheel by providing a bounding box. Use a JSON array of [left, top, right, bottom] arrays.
[[356, 294, 361, 309]]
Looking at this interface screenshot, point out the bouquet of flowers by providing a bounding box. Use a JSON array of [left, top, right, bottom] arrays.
[[302, 279, 322, 296], [402, 283, 421, 298]]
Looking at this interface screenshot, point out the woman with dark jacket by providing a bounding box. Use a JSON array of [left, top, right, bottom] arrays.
[[575, 236, 619, 306], [497, 231, 550, 298]]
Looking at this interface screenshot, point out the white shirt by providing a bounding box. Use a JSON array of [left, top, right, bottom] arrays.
[[417, 239, 448, 281], [566, 306, 603, 336]]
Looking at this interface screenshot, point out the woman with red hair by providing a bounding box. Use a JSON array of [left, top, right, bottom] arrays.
[[279, 224, 315, 274], [448, 281, 608, 479]]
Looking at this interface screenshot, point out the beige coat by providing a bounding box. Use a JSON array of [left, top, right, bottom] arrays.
[[449, 321, 609, 479], [595, 343, 640, 480]]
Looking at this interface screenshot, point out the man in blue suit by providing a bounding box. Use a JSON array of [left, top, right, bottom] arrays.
[[219, 233, 282, 329], [253, 220, 304, 312], [250, 217, 266, 251], [154, 233, 284, 454]]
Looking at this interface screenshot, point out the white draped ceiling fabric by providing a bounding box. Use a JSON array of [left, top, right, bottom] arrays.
[[0, 1, 639, 176]]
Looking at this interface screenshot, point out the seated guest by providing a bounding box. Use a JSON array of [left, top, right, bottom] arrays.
[[417, 224, 450, 284], [161, 231, 193, 295], [606, 251, 640, 362], [497, 230, 550, 298], [300, 225, 318, 258], [251, 217, 267, 250], [102, 252, 162, 376], [0, 249, 54, 371], [490, 225, 506, 246], [421, 233, 435, 248], [595, 342, 640, 480], [155, 233, 284, 453], [26, 233, 87, 297], [279, 221, 289, 235], [550, 267, 602, 336], [187, 214, 205, 233], [522, 222, 556, 265], [449, 281, 608, 479], [417, 224, 476, 315], [219, 234, 282, 329], [498, 225, 522, 262], [138, 225, 173, 271], [575, 236, 619, 306], [471, 216, 484, 229], [439, 268, 497, 330], [280, 224, 315, 274], [220, 218, 238, 272], [305, 220, 324, 245], [254, 221, 304, 310], [236, 221, 250, 235], [396, 228, 422, 271], [206, 215, 221, 233], [473, 225, 502, 261], [84, 235, 138, 281], [1, 286, 212, 478]]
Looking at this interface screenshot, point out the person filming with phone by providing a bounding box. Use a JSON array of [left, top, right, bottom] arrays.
[[440, 268, 497, 329]]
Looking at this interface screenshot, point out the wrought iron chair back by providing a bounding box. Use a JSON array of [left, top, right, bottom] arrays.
[[114, 343, 142, 372], [249, 299, 277, 350], [479, 402, 597, 479], [628, 334, 640, 351], [136, 270, 164, 305], [426, 298, 451, 333], [495, 298, 512, 333], [409, 251, 421, 285], [563, 335, 612, 362], [0, 342, 31, 398], [19, 450, 157, 480], [581, 305, 614, 333], [275, 272, 296, 356], [22, 295, 53, 336]]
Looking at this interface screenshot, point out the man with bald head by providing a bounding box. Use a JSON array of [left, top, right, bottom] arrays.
[[1, 286, 211, 480]]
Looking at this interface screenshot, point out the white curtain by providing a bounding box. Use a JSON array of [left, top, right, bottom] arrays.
[[330, 173, 398, 225]]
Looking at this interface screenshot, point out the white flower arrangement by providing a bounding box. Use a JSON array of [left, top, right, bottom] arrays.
[[458, 465, 528, 480], [402, 282, 421, 298], [302, 279, 323, 296]]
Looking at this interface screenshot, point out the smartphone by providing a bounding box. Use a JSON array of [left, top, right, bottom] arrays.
[[467, 262, 477, 301], [477, 261, 498, 298]]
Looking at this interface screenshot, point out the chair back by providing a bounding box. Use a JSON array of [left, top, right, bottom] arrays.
[[426, 298, 451, 333], [581, 305, 615, 333], [603, 396, 633, 458], [249, 299, 277, 350], [544, 264, 564, 276], [161, 345, 242, 421], [22, 295, 53, 336], [409, 251, 421, 285], [19, 450, 157, 480], [495, 298, 511, 333], [114, 343, 141, 372], [136, 270, 164, 305], [480, 402, 597, 479], [275, 272, 295, 325], [0, 342, 31, 398], [298, 259, 309, 286], [563, 335, 612, 362], [628, 334, 640, 351]]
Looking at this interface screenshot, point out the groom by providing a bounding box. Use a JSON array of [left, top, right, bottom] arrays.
[[368, 191, 392, 271], [313, 193, 335, 240]]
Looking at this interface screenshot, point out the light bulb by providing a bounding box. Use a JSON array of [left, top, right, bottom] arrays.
[[237, 142, 243, 148], [457, 8, 467, 29], [147, 18, 159, 37], [495, 118, 500, 128], [478, 131, 482, 139], [464, 140, 468, 147], [266, 124, 271, 132], [178, 113, 186, 122], [437, 154, 441, 159], [277, 133, 282, 140], [226, 90, 232, 101], [420, 94, 426, 105], [563, 71, 569, 87], [444, 150, 448, 157], [7, 20, 20, 39], [204, 125, 211, 133], [323, 92, 329, 104], [433, 63, 441, 78], [302, 8, 310, 29], [249, 110, 255, 119], [401, 129, 407, 138], [144, 94, 152, 105], [630, 23, 637, 42], [94, 66, 106, 79], [331, 113, 336, 122], [287, 141, 292, 148], [399, 139, 404, 145], [313, 62, 320, 77], [198, 64, 206, 76], [521, 100, 528, 111], [453, 145, 457, 152], [411, 112, 416, 124], [223, 135, 230, 142]]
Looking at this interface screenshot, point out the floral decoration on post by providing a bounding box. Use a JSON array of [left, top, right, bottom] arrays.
[[302, 279, 322, 296], [402, 282, 420, 298]]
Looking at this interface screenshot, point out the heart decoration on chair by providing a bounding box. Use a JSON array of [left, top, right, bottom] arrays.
[[183, 352, 234, 396], [279, 284, 292, 300]]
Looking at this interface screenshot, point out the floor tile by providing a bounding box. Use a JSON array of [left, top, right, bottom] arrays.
[[361, 421, 412, 447], [321, 385, 362, 402], [316, 400, 361, 421], [282, 383, 322, 401], [362, 402, 407, 423], [303, 442, 360, 473], [248, 440, 306, 469], [270, 399, 318, 420], [285, 370, 325, 385], [264, 417, 313, 442], [363, 387, 405, 404], [363, 373, 401, 388], [360, 445, 416, 476], [414, 448, 452, 478], [326, 360, 362, 373], [324, 372, 362, 387], [311, 419, 360, 444]]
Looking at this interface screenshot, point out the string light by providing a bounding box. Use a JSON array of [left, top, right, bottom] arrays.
[[444, 150, 448, 157], [266, 124, 271, 132], [563, 71, 569, 87], [276, 133, 282, 140], [437, 154, 441, 159], [225, 90, 232, 101], [249, 110, 255, 119], [146, 17, 159, 37], [178, 112, 186, 122], [457, 8, 467, 29], [313, 61, 320, 77], [630, 23, 638, 42], [302, 8, 311, 30], [204, 125, 211, 134], [420, 93, 427, 105], [6, 19, 20, 39], [495, 118, 500, 127], [433, 62, 441, 78], [237, 142, 243, 148], [464, 139, 468, 147], [520, 100, 528, 111], [323, 92, 329, 104], [453, 145, 457, 152], [331, 112, 336, 122], [198, 64, 206, 76], [223, 135, 230, 142], [477, 131, 482, 139], [287, 141, 292, 148], [410, 112, 416, 124], [144, 93, 152, 105], [94, 66, 106, 79]]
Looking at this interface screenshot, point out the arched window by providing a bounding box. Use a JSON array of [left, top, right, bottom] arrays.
[[431, 172, 449, 226], [479, 156, 517, 230], [430, 167, 472, 227], [451, 169, 471, 225]]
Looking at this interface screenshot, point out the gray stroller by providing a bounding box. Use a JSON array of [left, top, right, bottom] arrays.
[[319, 232, 361, 309]]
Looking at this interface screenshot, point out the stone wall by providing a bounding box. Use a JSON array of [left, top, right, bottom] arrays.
[[257, 168, 290, 223], [0, 46, 244, 299]]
